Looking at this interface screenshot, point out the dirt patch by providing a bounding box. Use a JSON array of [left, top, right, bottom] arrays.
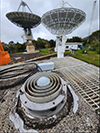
[[86, 54, 99, 59]]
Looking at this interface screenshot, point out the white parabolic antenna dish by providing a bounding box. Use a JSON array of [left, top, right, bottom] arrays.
[[42, 7, 86, 35]]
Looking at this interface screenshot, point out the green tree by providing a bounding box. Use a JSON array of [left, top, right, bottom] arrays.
[[32, 40, 37, 49], [9, 41, 14, 45], [72, 36, 82, 42], [1, 42, 9, 51], [81, 38, 87, 46], [45, 43, 51, 49], [89, 30, 100, 42], [49, 39, 55, 47], [36, 37, 45, 49], [89, 40, 100, 51], [67, 36, 82, 42], [9, 44, 15, 53]]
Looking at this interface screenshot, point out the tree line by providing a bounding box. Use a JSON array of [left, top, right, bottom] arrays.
[[1, 38, 55, 54], [1, 30, 100, 54], [1, 36, 85, 54]]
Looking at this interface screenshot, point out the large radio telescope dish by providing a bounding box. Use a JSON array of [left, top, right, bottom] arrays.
[[42, 7, 86, 35], [42, 1, 86, 58], [6, 0, 41, 53], [6, 0, 41, 40], [6, 12, 41, 29]]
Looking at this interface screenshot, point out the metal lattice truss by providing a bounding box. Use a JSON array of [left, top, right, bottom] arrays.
[[42, 7, 86, 35], [6, 12, 41, 29]]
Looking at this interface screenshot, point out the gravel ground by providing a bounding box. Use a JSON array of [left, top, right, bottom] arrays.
[[0, 56, 99, 133]]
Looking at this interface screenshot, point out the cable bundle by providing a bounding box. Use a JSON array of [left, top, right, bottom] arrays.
[[0, 62, 42, 90]]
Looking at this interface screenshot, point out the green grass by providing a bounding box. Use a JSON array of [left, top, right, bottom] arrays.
[[39, 48, 71, 56], [10, 49, 99, 67], [71, 50, 100, 67], [39, 48, 56, 55], [87, 51, 97, 54], [64, 50, 71, 55], [10, 52, 23, 55]]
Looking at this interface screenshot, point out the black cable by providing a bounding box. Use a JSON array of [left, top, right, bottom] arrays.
[[0, 62, 43, 90], [0, 69, 33, 79], [0, 67, 38, 90], [0, 62, 42, 73], [0, 68, 28, 75], [0, 62, 43, 76]]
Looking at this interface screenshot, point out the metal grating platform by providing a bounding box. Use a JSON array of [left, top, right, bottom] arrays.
[[56, 64, 100, 115]]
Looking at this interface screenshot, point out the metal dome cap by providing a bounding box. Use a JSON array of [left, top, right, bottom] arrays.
[[6, 11, 41, 28], [41, 7, 86, 35], [20, 71, 67, 118]]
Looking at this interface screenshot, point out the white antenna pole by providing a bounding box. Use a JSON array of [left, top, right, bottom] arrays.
[[88, 0, 97, 36]]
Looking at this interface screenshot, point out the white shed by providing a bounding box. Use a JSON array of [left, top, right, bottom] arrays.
[[65, 42, 83, 51]]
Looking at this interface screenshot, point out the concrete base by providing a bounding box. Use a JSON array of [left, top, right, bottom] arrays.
[[26, 41, 35, 53]]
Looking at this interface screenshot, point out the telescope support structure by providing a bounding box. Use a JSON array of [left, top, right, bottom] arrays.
[[56, 35, 67, 58]]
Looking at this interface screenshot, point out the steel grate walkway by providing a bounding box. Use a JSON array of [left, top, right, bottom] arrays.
[[57, 64, 100, 115]]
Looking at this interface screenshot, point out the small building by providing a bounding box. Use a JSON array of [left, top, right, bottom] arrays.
[[65, 42, 83, 51]]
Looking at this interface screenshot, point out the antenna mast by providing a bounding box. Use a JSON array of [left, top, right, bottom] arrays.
[[87, 0, 97, 43], [88, 0, 97, 36]]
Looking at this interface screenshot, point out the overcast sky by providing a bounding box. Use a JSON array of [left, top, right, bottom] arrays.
[[0, 0, 99, 43]]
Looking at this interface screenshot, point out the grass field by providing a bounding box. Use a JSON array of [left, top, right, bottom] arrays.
[[71, 50, 99, 67], [10, 52, 23, 55], [10, 49, 99, 67], [39, 48, 56, 55], [37, 49, 100, 67]]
